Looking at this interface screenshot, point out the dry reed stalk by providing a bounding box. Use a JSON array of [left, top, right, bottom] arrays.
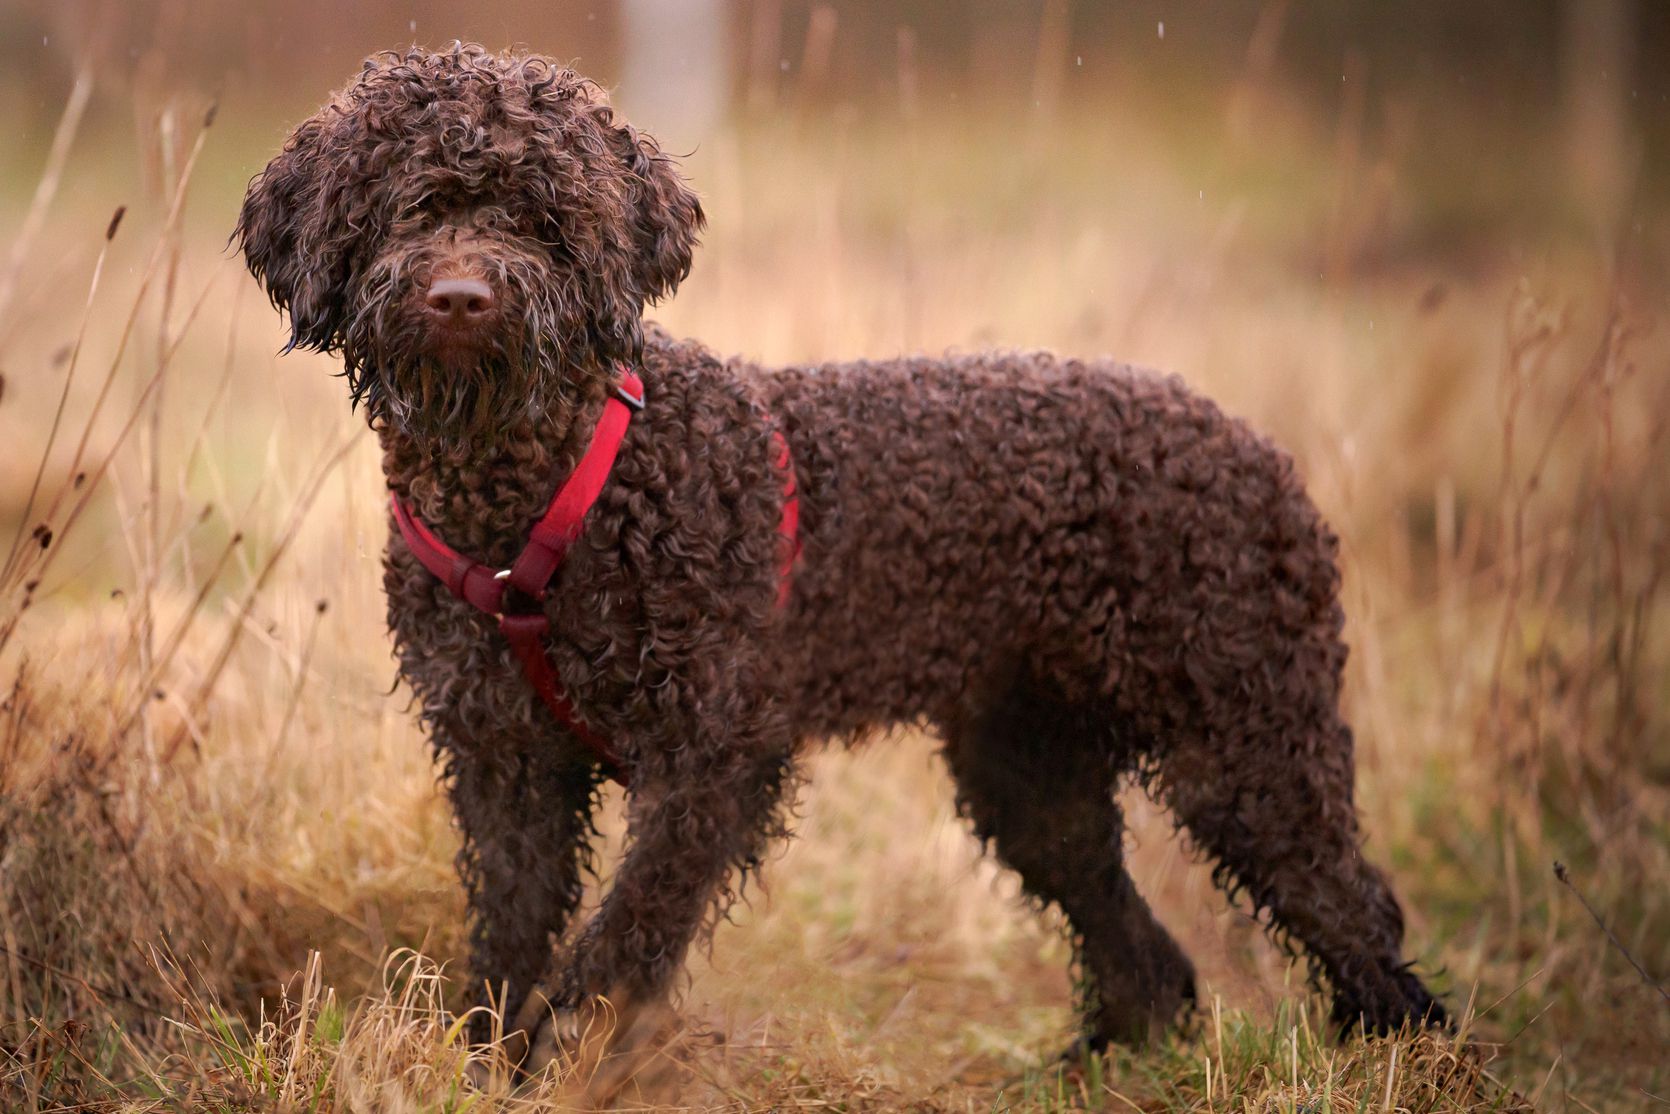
[[0, 64, 94, 341]]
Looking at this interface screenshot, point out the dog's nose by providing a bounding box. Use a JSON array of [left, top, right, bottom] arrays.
[[424, 277, 494, 322]]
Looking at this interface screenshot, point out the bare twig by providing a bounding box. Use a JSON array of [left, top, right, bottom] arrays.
[[0, 64, 94, 337], [1553, 861, 1670, 1006], [0, 943, 173, 1020], [158, 429, 362, 765], [0, 206, 124, 588]]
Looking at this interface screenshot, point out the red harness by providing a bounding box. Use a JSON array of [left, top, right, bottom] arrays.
[[390, 370, 800, 786]]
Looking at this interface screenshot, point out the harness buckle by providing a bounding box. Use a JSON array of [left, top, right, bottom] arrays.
[[614, 381, 645, 412], [493, 566, 549, 619]]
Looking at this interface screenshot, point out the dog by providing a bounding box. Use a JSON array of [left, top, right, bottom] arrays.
[[236, 42, 1444, 1079]]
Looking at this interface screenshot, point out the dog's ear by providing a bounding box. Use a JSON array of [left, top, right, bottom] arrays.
[[612, 125, 705, 306], [234, 112, 365, 353], [582, 121, 704, 365]]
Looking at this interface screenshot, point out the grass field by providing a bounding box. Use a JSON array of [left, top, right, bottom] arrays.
[[1, 37, 1667, 1112]]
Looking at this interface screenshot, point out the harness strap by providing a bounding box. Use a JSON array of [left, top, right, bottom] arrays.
[[389, 370, 800, 788], [773, 430, 801, 607], [498, 612, 618, 765], [506, 377, 644, 601]]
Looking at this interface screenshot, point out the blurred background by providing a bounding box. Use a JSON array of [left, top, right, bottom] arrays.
[[1, 2, 1666, 1110]]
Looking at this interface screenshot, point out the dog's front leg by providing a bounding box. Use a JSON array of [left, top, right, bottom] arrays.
[[438, 730, 600, 1046], [519, 692, 793, 1079]]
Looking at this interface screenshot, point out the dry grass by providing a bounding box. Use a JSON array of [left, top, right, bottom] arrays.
[[1, 45, 1667, 1113]]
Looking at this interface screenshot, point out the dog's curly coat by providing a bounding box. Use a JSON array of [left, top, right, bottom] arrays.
[[237, 43, 1444, 1061]]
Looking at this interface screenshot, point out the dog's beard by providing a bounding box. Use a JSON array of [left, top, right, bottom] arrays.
[[342, 296, 584, 453], [375, 353, 557, 448]]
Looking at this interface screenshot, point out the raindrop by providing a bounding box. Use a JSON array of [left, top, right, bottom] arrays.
[[409, 19, 416, 32], [1076, 56, 1082, 66], [780, 59, 790, 72], [1157, 22, 1164, 39]]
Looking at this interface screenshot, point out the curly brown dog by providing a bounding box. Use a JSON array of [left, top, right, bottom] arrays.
[[237, 43, 1444, 1071]]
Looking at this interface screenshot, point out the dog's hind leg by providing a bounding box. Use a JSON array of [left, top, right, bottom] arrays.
[[1152, 692, 1446, 1035], [441, 733, 599, 1045], [943, 686, 1196, 1048]]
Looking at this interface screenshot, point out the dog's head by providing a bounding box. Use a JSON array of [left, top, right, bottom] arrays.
[[236, 43, 703, 446]]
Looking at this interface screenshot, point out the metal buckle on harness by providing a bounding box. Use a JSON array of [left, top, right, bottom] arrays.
[[492, 566, 548, 618], [488, 568, 514, 619], [614, 381, 645, 411]]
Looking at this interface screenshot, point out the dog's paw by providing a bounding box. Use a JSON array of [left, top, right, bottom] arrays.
[[520, 992, 621, 1078], [481, 982, 681, 1105]]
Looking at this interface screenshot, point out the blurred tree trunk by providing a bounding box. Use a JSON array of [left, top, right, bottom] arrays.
[[1560, 0, 1637, 231], [618, 0, 732, 151]]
